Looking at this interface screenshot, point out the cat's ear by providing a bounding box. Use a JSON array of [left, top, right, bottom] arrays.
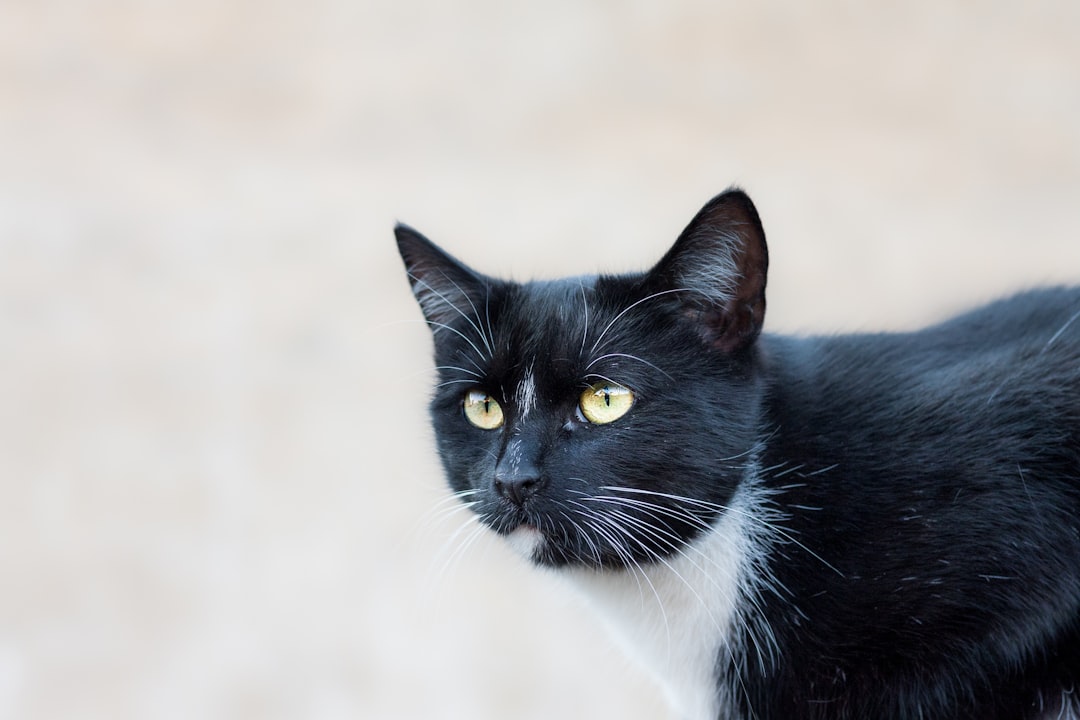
[[395, 224, 487, 330], [649, 188, 768, 353]]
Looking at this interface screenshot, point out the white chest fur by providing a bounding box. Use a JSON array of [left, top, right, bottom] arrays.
[[562, 488, 762, 720]]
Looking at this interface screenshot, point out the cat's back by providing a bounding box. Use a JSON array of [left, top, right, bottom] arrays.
[[927, 285, 1080, 356], [777, 286, 1080, 399], [902, 285, 1080, 400]]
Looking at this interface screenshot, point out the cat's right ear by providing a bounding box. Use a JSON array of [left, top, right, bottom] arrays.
[[395, 224, 487, 330], [648, 189, 769, 353]]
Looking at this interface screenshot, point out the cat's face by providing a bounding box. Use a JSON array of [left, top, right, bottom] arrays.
[[398, 190, 769, 569]]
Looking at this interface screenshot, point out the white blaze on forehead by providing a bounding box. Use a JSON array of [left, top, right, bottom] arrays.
[[516, 364, 537, 418]]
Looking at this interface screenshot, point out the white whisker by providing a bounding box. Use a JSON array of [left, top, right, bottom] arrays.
[[582, 372, 623, 389], [1043, 306, 1080, 352], [584, 504, 758, 688], [590, 288, 693, 355], [408, 271, 493, 360], [435, 378, 481, 388], [438, 271, 495, 358], [587, 352, 673, 380], [425, 320, 490, 366], [434, 364, 483, 378], [601, 485, 844, 578], [418, 513, 487, 599], [572, 506, 673, 647], [579, 492, 782, 672]]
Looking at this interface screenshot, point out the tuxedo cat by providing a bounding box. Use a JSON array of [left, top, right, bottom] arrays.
[[395, 189, 1080, 720]]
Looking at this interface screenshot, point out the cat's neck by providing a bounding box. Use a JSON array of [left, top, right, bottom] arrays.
[[561, 464, 776, 720]]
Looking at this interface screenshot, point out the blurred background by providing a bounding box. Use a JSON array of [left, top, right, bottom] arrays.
[[1, 1, 1079, 718]]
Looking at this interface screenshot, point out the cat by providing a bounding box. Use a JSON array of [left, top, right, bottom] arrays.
[[395, 189, 1080, 720]]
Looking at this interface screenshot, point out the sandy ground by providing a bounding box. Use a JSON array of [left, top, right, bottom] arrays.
[[1, 2, 1079, 718]]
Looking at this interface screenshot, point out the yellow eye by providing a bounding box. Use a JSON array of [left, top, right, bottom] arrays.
[[463, 390, 504, 430], [579, 381, 634, 424]]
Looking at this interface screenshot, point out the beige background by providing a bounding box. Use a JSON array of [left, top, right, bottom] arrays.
[[2, 2, 1079, 719]]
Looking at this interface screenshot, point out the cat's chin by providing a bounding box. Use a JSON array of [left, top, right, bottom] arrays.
[[504, 524, 546, 562]]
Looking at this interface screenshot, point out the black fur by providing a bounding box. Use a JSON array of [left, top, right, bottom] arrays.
[[396, 189, 1080, 719]]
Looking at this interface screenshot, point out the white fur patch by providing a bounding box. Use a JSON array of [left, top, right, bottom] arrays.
[[562, 475, 774, 720], [506, 525, 545, 561], [515, 365, 537, 419]]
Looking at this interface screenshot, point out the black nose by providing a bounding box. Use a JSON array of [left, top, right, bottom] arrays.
[[493, 458, 543, 507]]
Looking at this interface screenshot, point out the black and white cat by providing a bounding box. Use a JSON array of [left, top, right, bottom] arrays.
[[396, 189, 1080, 720]]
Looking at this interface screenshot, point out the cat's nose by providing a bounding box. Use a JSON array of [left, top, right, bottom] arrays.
[[493, 452, 544, 507]]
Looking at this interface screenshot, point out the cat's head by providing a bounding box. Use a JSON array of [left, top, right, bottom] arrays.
[[397, 189, 769, 568]]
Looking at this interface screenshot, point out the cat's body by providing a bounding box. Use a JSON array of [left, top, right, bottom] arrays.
[[396, 190, 1080, 719]]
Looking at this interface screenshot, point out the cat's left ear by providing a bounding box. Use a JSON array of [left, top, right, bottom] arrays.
[[395, 224, 488, 330], [648, 188, 768, 353]]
